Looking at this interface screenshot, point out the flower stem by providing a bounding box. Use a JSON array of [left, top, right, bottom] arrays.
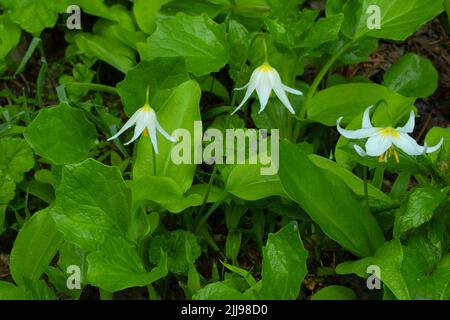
[[195, 191, 228, 235], [197, 165, 218, 216]]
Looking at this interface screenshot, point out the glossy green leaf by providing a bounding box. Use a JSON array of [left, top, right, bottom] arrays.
[[52, 159, 132, 251], [138, 13, 229, 76], [384, 53, 438, 98], [307, 83, 415, 126], [133, 0, 170, 34], [0, 15, 21, 59], [0, 279, 56, 300], [279, 141, 384, 257], [260, 221, 308, 299], [425, 127, 450, 162], [300, 14, 344, 48], [310, 285, 357, 300], [10, 208, 63, 285], [87, 237, 168, 292], [393, 187, 445, 238], [116, 58, 190, 116], [0, 137, 34, 183], [24, 104, 97, 165]]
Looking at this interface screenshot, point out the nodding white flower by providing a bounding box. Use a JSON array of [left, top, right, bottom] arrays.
[[232, 63, 303, 115], [336, 106, 444, 163], [108, 104, 176, 154]]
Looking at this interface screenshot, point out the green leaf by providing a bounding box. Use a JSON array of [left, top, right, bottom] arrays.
[[138, 13, 229, 77], [310, 285, 357, 300], [52, 159, 132, 251], [24, 104, 97, 165], [10, 208, 63, 285], [279, 141, 385, 257], [2, 0, 66, 34], [0, 279, 56, 300], [87, 237, 168, 292], [260, 221, 308, 299], [193, 279, 246, 300], [0, 137, 34, 183], [116, 58, 190, 116], [0, 174, 15, 204], [307, 83, 415, 126], [336, 239, 411, 300], [0, 15, 21, 59], [300, 14, 344, 48], [133, 80, 201, 193], [133, 0, 170, 34], [384, 53, 438, 98], [354, 0, 444, 41], [425, 127, 450, 162], [129, 176, 203, 213], [393, 187, 445, 238], [148, 230, 201, 275], [267, 0, 305, 19]]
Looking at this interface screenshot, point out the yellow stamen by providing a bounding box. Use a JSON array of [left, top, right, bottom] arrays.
[[388, 145, 394, 158], [258, 63, 273, 73], [378, 153, 385, 162], [394, 149, 400, 163], [143, 128, 149, 137]]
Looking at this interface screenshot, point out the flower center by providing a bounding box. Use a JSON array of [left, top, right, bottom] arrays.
[[377, 127, 400, 138], [141, 104, 152, 112], [378, 145, 400, 164], [258, 63, 273, 73]]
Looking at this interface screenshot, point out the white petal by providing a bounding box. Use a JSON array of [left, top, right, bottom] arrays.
[[234, 83, 249, 91], [353, 144, 367, 157], [282, 84, 303, 95], [155, 116, 176, 142], [108, 110, 140, 141], [336, 117, 379, 139], [124, 118, 146, 146], [396, 111, 415, 134], [270, 71, 295, 114], [362, 106, 373, 129], [392, 133, 423, 155], [147, 113, 159, 154], [256, 74, 273, 113], [425, 137, 444, 154], [232, 81, 257, 115], [365, 135, 392, 156]]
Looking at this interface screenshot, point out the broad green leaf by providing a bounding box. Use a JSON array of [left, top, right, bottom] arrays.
[[0, 137, 34, 183], [87, 237, 168, 292], [52, 159, 131, 251], [228, 19, 251, 69], [0, 175, 15, 204], [393, 187, 445, 238], [310, 285, 357, 300], [309, 154, 395, 209], [384, 53, 438, 98], [133, 80, 201, 193], [336, 240, 411, 300], [1, 0, 65, 34], [307, 83, 415, 126], [129, 176, 203, 213], [0, 15, 21, 59], [148, 230, 201, 275], [138, 13, 229, 77], [10, 208, 63, 285], [116, 58, 190, 116], [279, 141, 384, 257], [354, 0, 444, 41], [133, 0, 170, 34], [74, 33, 136, 73], [260, 221, 308, 299], [193, 278, 246, 300], [161, 0, 231, 19], [24, 104, 97, 165], [300, 14, 344, 48], [0, 279, 56, 300], [267, 0, 305, 19]]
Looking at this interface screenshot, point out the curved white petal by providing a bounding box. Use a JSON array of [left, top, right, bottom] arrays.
[[362, 106, 373, 129], [353, 144, 367, 157], [234, 83, 249, 91], [396, 111, 415, 134], [124, 118, 146, 146], [256, 74, 273, 113], [365, 135, 392, 156], [147, 114, 159, 154], [270, 71, 295, 114], [392, 133, 426, 155], [108, 110, 140, 141], [336, 117, 379, 139], [232, 76, 258, 115], [155, 117, 176, 142], [424, 137, 444, 154], [282, 84, 303, 95]]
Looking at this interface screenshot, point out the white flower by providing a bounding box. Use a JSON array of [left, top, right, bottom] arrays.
[[108, 104, 176, 154], [336, 106, 444, 163], [232, 63, 303, 115]]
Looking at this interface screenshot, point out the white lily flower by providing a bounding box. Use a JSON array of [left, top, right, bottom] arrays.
[[108, 104, 176, 154], [336, 106, 444, 163], [232, 63, 303, 115]]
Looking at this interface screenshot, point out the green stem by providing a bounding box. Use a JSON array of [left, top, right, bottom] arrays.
[[197, 165, 218, 216], [195, 192, 228, 234], [295, 41, 354, 133]]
